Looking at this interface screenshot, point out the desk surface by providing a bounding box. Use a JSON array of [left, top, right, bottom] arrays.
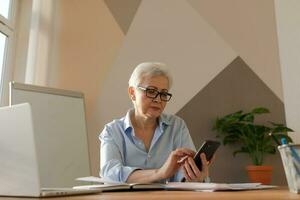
[[0, 188, 299, 200]]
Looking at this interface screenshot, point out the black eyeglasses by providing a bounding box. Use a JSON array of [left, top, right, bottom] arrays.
[[137, 86, 172, 102]]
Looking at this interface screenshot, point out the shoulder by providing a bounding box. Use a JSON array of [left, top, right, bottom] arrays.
[[161, 113, 186, 128], [161, 113, 186, 126], [105, 117, 125, 129], [162, 114, 194, 149], [99, 116, 126, 140]]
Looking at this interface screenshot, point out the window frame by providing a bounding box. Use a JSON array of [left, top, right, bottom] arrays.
[[0, 0, 17, 105], [0, 0, 16, 29]]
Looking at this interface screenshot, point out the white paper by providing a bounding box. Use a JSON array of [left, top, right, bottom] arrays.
[[75, 176, 120, 184], [165, 182, 277, 191], [75, 177, 277, 192]]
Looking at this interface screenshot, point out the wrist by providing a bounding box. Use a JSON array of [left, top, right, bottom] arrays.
[[203, 176, 211, 183], [154, 168, 165, 180]]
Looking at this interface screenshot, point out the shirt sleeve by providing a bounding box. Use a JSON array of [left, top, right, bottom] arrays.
[[172, 118, 196, 182], [178, 119, 196, 151], [99, 125, 140, 183]]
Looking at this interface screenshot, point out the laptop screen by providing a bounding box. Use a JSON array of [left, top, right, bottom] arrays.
[[9, 82, 91, 188]]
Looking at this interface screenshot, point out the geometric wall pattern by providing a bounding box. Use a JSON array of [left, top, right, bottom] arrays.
[[97, 0, 237, 126], [176, 57, 286, 184], [52, 0, 287, 182], [187, 0, 284, 101], [275, 0, 300, 140], [95, 0, 286, 184], [104, 0, 141, 34]]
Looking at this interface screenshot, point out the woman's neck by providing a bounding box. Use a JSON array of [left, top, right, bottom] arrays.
[[131, 110, 157, 131]]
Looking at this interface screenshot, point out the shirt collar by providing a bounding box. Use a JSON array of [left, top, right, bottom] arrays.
[[158, 113, 171, 127], [124, 109, 133, 133]]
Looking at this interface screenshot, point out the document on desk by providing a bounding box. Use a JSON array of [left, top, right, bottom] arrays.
[[73, 183, 165, 191], [165, 182, 277, 191], [74, 176, 165, 191], [75, 176, 277, 192], [76, 176, 119, 184]]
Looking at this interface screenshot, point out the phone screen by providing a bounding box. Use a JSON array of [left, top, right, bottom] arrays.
[[194, 140, 220, 171]]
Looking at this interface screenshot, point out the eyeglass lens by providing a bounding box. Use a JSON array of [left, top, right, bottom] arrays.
[[146, 88, 171, 101]]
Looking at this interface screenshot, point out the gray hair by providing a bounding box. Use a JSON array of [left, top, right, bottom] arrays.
[[128, 62, 172, 88]]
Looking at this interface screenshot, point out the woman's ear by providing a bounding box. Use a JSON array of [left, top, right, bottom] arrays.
[[128, 87, 136, 101]]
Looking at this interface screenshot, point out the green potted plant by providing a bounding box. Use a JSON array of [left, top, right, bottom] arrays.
[[213, 107, 294, 184]]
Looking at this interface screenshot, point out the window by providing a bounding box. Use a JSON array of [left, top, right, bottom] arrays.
[[0, 0, 15, 104], [0, 0, 11, 19], [0, 32, 7, 85]]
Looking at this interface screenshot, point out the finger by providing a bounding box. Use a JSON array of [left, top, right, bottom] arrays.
[[187, 157, 201, 178], [200, 153, 209, 167], [208, 154, 216, 165], [171, 151, 190, 161], [182, 166, 192, 182], [174, 148, 195, 157], [200, 153, 208, 163], [200, 153, 209, 176], [177, 155, 189, 164], [185, 158, 196, 180]]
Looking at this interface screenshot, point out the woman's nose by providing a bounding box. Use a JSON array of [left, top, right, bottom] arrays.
[[152, 94, 162, 103]]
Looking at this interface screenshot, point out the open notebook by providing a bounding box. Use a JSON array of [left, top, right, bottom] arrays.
[[0, 103, 102, 197], [75, 176, 277, 192], [74, 176, 165, 191]]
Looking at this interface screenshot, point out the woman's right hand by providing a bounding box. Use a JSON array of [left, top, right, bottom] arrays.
[[157, 148, 194, 180]]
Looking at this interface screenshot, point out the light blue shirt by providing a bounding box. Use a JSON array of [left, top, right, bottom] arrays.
[[99, 109, 196, 183]]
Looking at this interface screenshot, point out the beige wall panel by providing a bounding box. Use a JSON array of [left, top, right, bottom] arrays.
[[188, 0, 284, 101], [50, 0, 124, 175], [177, 57, 286, 184], [275, 0, 300, 142], [96, 0, 237, 135], [13, 0, 33, 83], [104, 0, 141, 34]]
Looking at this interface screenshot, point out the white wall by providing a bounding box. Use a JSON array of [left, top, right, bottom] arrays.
[[97, 0, 237, 132], [12, 0, 298, 176], [12, 0, 125, 176], [13, 0, 32, 83], [49, 0, 124, 175], [188, 0, 284, 101], [275, 0, 300, 142]]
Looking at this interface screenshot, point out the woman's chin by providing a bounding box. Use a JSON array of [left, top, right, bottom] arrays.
[[146, 110, 162, 118]]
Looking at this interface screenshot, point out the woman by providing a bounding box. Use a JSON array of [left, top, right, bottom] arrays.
[[100, 62, 211, 183]]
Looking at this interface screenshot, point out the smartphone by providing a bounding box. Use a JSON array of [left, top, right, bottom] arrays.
[[194, 140, 220, 171]]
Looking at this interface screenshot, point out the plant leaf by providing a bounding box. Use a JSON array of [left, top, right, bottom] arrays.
[[223, 135, 240, 145], [212, 106, 294, 165], [251, 107, 270, 114], [273, 133, 293, 143], [240, 113, 254, 122], [272, 126, 294, 133], [263, 145, 276, 154]]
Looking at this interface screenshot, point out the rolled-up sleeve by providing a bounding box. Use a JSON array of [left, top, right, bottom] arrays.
[[99, 125, 140, 183]]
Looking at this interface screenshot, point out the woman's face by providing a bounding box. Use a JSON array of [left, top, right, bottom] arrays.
[[129, 75, 170, 119]]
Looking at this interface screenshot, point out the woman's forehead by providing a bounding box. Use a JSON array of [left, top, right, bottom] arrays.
[[140, 75, 169, 88]]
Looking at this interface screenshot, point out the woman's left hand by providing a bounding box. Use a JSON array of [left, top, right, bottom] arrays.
[[182, 153, 212, 182]]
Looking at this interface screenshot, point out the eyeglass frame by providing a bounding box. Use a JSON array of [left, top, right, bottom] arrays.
[[137, 86, 173, 102]]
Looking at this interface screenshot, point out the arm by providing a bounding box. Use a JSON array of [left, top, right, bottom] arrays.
[[127, 148, 194, 183], [100, 125, 193, 183], [173, 118, 211, 182], [100, 126, 140, 182]]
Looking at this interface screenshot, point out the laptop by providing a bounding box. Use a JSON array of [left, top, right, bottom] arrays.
[[0, 103, 102, 197]]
